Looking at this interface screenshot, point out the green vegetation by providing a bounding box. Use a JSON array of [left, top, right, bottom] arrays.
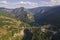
[[0, 10, 14, 18], [0, 15, 60, 40], [0, 15, 30, 40], [0, 8, 60, 40]]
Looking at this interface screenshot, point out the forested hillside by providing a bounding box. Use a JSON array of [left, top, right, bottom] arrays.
[[0, 6, 60, 40], [0, 11, 30, 40]]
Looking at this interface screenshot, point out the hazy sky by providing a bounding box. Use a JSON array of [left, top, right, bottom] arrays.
[[0, 0, 60, 9]]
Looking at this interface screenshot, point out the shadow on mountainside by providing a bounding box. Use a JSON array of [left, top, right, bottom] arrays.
[[22, 29, 33, 40]]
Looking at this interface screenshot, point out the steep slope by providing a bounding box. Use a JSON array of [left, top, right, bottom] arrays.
[[28, 6, 52, 15], [35, 6, 60, 26], [0, 8, 31, 40], [12, 7, 34, 24], [0, 15, 30, 40]]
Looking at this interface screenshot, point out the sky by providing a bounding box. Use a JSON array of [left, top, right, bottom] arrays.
[[0, 0, 60, 9]]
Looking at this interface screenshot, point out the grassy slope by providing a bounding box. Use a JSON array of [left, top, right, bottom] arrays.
[[0, 10, 30, 40]]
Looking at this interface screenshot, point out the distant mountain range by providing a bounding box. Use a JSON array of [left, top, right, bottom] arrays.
[[36, 6, 60, 26], [0, 6, 60, 26]]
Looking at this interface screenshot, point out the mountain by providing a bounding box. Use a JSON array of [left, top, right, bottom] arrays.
[[12, 7, 34, 24], [0, 6, 60, 40], [34, 6, 60, 26], [0, 7, 35, 25], [0, 6, 60, 26], [12, 6, 52, 16], [0, 7, 31, 40], [12, 6, 54, 25], [28, 6, 52, 15], [0, 7, 13, 12]]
